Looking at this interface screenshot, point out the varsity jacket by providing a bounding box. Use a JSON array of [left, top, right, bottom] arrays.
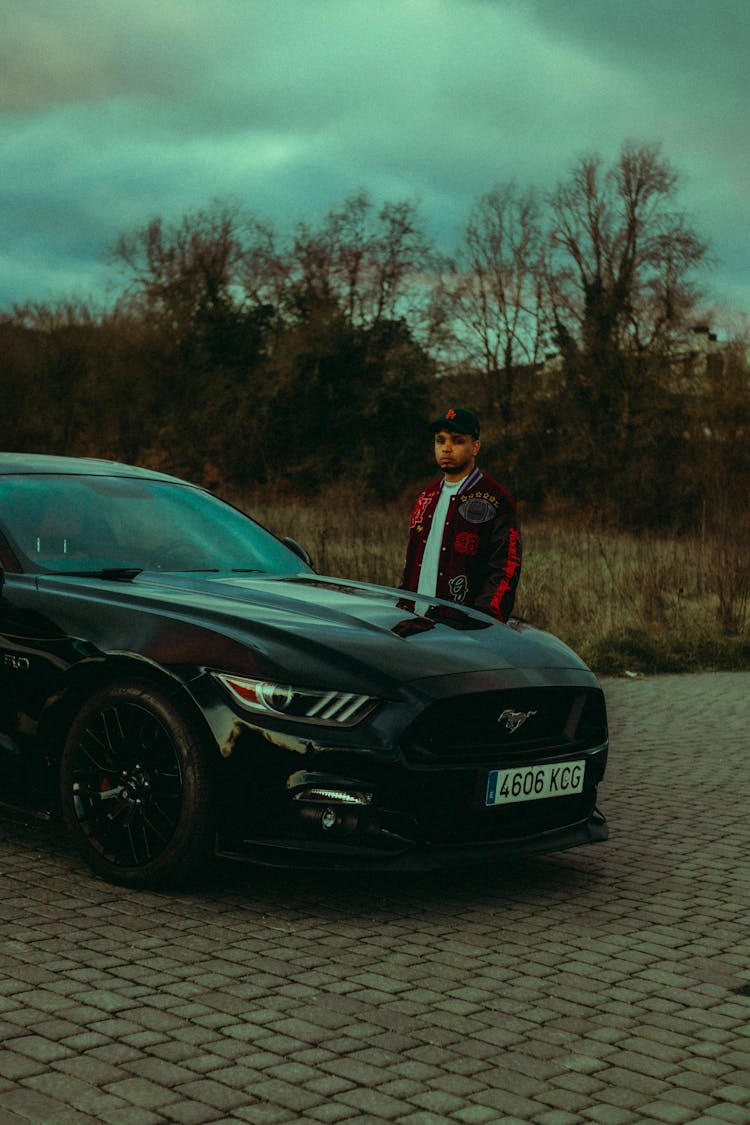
[[400, 467, 521, 622]]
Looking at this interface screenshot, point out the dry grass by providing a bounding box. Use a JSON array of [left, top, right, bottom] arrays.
[[232, 485, 750, 675]]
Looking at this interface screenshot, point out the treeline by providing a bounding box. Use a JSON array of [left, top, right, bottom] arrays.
[[2, 141, 748, 530]]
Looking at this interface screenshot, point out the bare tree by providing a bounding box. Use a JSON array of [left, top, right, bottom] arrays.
[[547, 141, 709, 375], [542, 142, 711, 519], [434, 183, 546, 420], [285, 191, 434, 330], [106, 202, 251, 339]]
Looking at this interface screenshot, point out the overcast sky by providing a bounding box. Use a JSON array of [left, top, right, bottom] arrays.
[[2, 0, 748, 329]]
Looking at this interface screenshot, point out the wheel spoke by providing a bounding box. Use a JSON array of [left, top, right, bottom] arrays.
[[69, 699, 184, 869]]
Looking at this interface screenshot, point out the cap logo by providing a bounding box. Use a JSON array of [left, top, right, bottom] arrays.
[[446, 409, 456, 420]]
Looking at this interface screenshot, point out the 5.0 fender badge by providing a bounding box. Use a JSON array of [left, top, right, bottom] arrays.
[[498, 708, 537, 733]]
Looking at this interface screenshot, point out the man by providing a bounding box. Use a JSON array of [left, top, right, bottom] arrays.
[[400, 407, 521, 622]]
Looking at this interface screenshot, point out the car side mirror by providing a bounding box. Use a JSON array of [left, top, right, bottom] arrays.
[[281, 537, 313, 569]]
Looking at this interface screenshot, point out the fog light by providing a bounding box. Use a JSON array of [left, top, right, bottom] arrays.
[[320, 807, 338, 831], [294, 786, 373, 805]]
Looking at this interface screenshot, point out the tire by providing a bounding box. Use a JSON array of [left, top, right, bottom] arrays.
[[60, 680, 215, 888]]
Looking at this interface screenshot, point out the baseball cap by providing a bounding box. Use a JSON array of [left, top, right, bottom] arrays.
[[428, 407, 480, 437]]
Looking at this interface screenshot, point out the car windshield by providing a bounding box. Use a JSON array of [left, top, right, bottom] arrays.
[[0, 473, 311, 577]]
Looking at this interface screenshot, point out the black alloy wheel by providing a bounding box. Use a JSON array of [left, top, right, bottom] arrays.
[[60, 680, 215, 888]]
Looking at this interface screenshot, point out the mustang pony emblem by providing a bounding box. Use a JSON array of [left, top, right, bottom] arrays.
[[498, 708, 537, 733]]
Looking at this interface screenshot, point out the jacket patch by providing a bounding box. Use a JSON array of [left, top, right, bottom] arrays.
[[449, 574, 469, 602], [409, 493, 433, 529], [454, 531, 479, 555], [458, 497, 496, 524]]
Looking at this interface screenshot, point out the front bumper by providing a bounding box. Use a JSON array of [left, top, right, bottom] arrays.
[[216, 807, 608, 871], [211, 721, 609, 871]]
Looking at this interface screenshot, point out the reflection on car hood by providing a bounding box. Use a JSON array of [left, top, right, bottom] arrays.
[[114, 570, 590, 683]]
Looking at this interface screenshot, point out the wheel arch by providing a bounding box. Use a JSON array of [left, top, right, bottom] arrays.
[[37, 654, 220, 778]]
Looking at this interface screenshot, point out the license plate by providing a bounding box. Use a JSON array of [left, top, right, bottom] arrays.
[[486, 760, 585, 806]]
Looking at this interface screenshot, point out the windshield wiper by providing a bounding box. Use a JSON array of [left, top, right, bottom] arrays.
[[61, 568, 144, 582]]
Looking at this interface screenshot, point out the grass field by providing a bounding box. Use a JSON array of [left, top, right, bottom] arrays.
[[235, 487, 750, 676]]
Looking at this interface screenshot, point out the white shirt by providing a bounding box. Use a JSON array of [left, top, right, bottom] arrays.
[[417, 477, 463, 596]]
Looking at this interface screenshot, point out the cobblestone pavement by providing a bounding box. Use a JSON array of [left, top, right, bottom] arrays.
[[1, 671, 749, 1125]]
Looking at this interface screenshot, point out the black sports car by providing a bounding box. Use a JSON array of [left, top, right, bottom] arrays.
[[0, 453, 608, 887]]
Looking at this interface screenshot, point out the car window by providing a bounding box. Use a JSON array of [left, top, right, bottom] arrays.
[[0, 474, 310, 577]]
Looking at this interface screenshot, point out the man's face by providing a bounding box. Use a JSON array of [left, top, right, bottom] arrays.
[[433, 429, 480, 481]]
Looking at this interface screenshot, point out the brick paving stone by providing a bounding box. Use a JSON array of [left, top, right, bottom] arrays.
[[21, 1067, 102, 1103], [209, 1064, 267, 1090], [8, 1035, 75, 1066], [718, 1085, 750, 1105], [442, 1057, 491, 1078], [535, 1111, 582, 1125], [554, 1072, 606, 1096], [158, 1100, 221, 1124], [428, 1072, 483, 1098], [173, 1079, 250, 1111], [304, 1074, 355, 1097], [0, 1052, 47, 1081], [319, 1057, 393, 1087], [98, 1107, 165, 1125], [225, 1050, 283, 1072], [588, 1084, 652, 1112], [581, 1107, 641, 1124], [469, 1086, 550, 1118], [450, 1107, 501, 1124], [126, 1057, 200, 1087], [410, 1088, 469, 1114], [249, 1033, 309, 1055], [640, 1099, 712, 1123], [686, 1057, 735, 1076], [0, 1086, 77, 1122], [702, 1106, 750, 1123], [124, 1030, 173, 1049], [53, 1055, 129, 1088], [390, 1060, 444, 1081], [61, 1030, 113, 1052], [336, 1085, 416, 1118], [147, 1041, 204, 1065], [303, 1104, 356, 1124], [542, 1087, 598, 1114], [86, 1043, 146, 1067], [84, 1016, 143, 1039], [232, 1104, 295, 1124], [103, 1076, 181, 1110], [66, 1087, 135, 1121]]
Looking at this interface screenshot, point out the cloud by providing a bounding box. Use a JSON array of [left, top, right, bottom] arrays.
[[0, 0, 237, 112], [1, 0, 748, 315]]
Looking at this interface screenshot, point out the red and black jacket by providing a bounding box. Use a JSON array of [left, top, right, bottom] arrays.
[[400, 467, 521, 622]]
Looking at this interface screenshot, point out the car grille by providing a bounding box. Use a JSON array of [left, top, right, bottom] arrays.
[[400, 686, 607, 767]]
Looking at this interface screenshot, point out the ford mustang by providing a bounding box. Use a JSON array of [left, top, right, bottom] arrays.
[[0, 453, 608, 887]]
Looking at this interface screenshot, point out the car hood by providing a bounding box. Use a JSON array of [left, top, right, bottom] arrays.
[[31, 569, 595, 697], [111, 570, 592, 689]]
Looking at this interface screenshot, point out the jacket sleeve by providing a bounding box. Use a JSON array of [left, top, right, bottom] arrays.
[[474, 505, 522, 622]]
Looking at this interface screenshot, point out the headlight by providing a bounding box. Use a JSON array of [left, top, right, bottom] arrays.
[[213, 673, 379, 727]]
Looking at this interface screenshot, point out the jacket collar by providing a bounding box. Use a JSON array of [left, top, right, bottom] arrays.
[[440, 466, 483, 495]]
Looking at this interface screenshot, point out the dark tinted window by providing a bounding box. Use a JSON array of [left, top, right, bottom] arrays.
[[0, 474, 310, 576]]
